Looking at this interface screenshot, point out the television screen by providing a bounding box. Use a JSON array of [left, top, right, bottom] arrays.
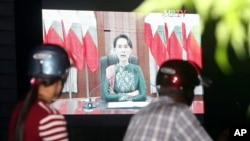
[[42, 9, 204, 115]]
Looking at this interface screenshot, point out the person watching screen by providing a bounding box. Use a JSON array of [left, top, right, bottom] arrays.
[[103, 34, 147, 102], [123, 59, 212, 141], [8, 44, 71, 141]]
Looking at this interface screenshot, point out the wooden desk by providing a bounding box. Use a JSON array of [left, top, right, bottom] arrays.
[[52, 97, 204, 115]]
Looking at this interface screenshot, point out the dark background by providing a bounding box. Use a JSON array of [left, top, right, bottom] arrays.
[[0, 0, 249, 140]]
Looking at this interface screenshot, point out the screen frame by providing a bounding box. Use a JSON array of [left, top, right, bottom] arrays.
[[15, 0, 204, 127]]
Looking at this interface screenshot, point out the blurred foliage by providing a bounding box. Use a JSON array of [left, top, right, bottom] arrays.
[[134, 0, 250, 75]]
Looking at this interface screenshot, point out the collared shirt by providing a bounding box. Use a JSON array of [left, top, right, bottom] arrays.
[[123, 96, 212, 141]]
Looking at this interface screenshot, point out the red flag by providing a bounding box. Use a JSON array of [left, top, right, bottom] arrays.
[[144, 22, 167, 66], [187, 33, 202, 67], [152, 33, 167, 66], [65, 23, 84, 70], [77, 11, 99, 72], [164, 23, 169, 60], [144, 22, 153, 47], [44, 21, 64, 47], [192, 101, 204, 114], [166, 23, 182, 60], [182, 22, 187, 51], [61, 20, 75, 67], [83, 31, 98, 72], [182, 20, 202, 67]]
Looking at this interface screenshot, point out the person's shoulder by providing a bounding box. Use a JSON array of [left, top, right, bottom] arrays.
[[106, 64, 115, 71], [154, 97, 190, 112], [40, 113, 66, 125], [32, 99, 59, 115], [174, 103, 197, 118], [129, 64, 142, 70], [129, 63, 139, 67]]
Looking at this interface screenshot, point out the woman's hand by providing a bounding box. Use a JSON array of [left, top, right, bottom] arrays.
[[109, 87, 115, 94], [127, 90, 139, 97], [118, 90, 139, 101]]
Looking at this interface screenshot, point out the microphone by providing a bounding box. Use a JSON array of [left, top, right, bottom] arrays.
[[83, 64, 119, 110], [82, 75, 114, 110], [83, 83, 103, 110], [144, 80, 159, 99]]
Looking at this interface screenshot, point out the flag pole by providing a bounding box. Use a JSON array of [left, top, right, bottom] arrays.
[[83, 61, 97, 110], [85, 63, 90, 101], [68, 67, 72, 99]]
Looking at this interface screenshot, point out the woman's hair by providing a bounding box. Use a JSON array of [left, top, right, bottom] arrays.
[[113, 34, 132, 48], [13, 84, 38, 141], [12, 77, 62, 141]]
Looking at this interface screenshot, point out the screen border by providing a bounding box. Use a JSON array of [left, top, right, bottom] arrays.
[[15, 0, 205, 127]]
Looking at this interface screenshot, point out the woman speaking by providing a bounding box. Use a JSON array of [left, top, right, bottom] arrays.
[[103, 34, 146, 102]]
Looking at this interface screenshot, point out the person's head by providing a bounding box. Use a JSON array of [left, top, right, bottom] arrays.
[[156, 59, 201, 106], [28, 43, 71, 102], [113, 34, 132, 62], [13, 44, 71, 141]]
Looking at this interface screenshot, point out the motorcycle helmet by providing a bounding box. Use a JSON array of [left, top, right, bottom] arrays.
[[156, 59, 201, 91], [28, 44, 70, 86]]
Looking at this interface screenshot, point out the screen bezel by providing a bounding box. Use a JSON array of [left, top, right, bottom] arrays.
[[15, 0, 204, 127]]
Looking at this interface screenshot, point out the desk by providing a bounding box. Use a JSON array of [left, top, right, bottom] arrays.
[[52, 97, 204, 115]]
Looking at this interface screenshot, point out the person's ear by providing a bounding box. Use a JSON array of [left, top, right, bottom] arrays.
[[186, 89, 195, 106]]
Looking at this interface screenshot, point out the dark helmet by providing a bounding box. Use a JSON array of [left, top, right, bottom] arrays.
[[156, 59, 201, 91], [28, 44, 70, 85]]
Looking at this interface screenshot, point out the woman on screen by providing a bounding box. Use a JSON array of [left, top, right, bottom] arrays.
[[103, 34, 146, 102]]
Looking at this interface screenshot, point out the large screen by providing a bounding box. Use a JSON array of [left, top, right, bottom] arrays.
[[42, 9, 204, 115]]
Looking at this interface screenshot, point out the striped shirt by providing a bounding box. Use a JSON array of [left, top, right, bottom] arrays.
[[123, 96, 212, 141], [9, 99, 68, 141]]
